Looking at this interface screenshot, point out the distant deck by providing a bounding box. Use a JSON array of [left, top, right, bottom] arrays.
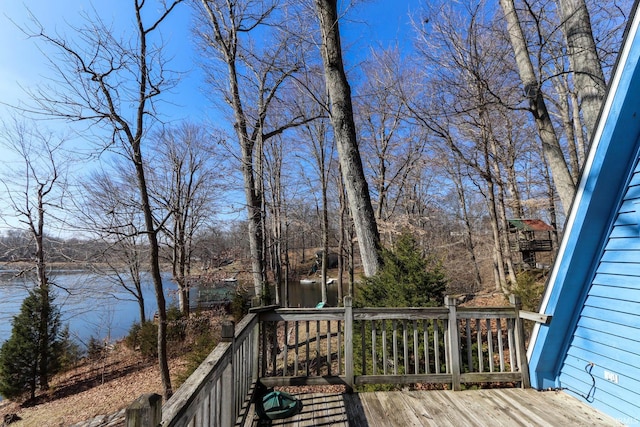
[[243, 389, 624, 426]]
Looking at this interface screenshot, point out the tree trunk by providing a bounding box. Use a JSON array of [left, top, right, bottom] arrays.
[[337, 172, 346, 302], [451, 161, 483, 291], [314, 0, 382, 276], [484, 155, 508, 291], [132, 146, 172, 399], [570, 89, 588, 168], [240, 136, 266, 300], [284, 220, 290, 308], [500, 0, 576, 213], [35, 186, 51, 392], [558, 0, 606, 140], [554, 75, 581, 183], [321, 176, 329, 304], [490, 147, 518, 287]]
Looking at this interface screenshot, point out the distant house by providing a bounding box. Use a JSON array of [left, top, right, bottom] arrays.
[[527, 3, 640, 423], [507, 218, 555, 266]]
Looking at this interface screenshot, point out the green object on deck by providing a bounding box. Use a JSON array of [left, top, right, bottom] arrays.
[[256, 390, 303, 420]]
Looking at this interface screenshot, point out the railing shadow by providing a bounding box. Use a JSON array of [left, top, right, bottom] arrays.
[[343, 393, 370, 427]]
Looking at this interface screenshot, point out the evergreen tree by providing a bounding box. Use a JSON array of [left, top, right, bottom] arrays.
[[357, 232, 448, 307], [0, 287, 61, 400]]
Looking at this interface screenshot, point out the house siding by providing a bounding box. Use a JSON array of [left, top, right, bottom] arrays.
[[558, 161, 640, 423]]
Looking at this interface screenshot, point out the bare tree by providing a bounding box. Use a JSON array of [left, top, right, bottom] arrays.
[[76, 164, 149, 325], [24, 0, 183, 399], [410, 1, 523, 290], [263, 133, 290, 306], [152, 123, 222, 315], [0, 118, 67, 392], [557, 0, 606, 139], [298, 115, 335, 303], [195, 0, 317, 299], [356, 48, 425, 226], [499, 0, 576, 213], [441, 152, 484, 291], [313, 0, 382, 276]]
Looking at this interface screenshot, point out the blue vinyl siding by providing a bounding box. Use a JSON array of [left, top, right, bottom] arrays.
[[527, 8, 640, 424], [557, 163, 640, 423]]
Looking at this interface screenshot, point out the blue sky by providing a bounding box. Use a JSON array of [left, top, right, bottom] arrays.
[[0, 1, 208, 123], [0, 0, 423, 233], [0, 0, 423, 119]]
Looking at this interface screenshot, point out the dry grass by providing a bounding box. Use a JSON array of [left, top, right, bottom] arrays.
[[0, 346, 188, 427]]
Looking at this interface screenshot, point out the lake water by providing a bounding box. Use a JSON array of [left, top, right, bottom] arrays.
[[280, 280, 343, 308], [0, 270, 183, 401], [0, 270, 180, 348], [0, 270, 344, 401], [0, 271, 345, 347]]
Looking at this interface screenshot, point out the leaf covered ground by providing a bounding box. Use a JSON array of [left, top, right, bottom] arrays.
[[0, 346, 188, 427]]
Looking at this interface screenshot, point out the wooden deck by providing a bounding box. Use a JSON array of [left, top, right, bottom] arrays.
[[243, 389, 624, 426]]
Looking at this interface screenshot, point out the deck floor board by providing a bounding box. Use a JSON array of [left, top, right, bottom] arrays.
[[243, 389, 624, 426]]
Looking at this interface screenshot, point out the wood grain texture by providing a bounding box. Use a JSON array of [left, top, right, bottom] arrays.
[[242, 389, 624, 426]]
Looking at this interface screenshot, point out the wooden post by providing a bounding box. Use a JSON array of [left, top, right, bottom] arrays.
[[445, 296, 461, 391], [222, 321, 235, 342], [126, 393, 162, 427], [344, 296, 354, 391], [221, 321, 235, 427], [509, 294, 531, 388], [252, 316, 260, 383]]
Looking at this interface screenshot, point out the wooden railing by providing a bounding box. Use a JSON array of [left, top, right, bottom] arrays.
[[515, 239, 553, 252], [125, 296, 535, 426], [259, 295, 530, 391], [156, 308, 261, 427]]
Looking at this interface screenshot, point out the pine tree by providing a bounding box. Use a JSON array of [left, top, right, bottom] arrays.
[[0, 287, 61, 400], [357, 233, 448, 308]]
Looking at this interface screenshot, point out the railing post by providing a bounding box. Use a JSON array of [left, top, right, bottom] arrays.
[[445, 296, 461, 391], [509, 294, 531, 388], [252, 316, 260, 384], [344, 296, 354, 391], [125, 393, 162, 427], [221, 321, 235, 427]]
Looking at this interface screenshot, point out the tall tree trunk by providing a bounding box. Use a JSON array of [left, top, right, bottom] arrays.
[[500, 0, 576, 213], [540, 148, 561, 250], [321, 175, 329, 304], [132, 145, 172, 399], [314, 0, 382, 276], [504, 122, 525, 219], [558, 0, 606, 140], [489, 148, 518, 287], [337, 171, 346, 303], [132, 1, 177, 399], [484, 153, 508, 291], [35, 186, 50, 392], [237, 129, 265, 300], [451, 161, 483, 291], [554, 75, 581, 183], [570, 89, 588, 168], [284, 219, 290, 308]]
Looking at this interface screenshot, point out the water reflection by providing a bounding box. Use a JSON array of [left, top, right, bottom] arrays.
[[275, 280, 344, 308]]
